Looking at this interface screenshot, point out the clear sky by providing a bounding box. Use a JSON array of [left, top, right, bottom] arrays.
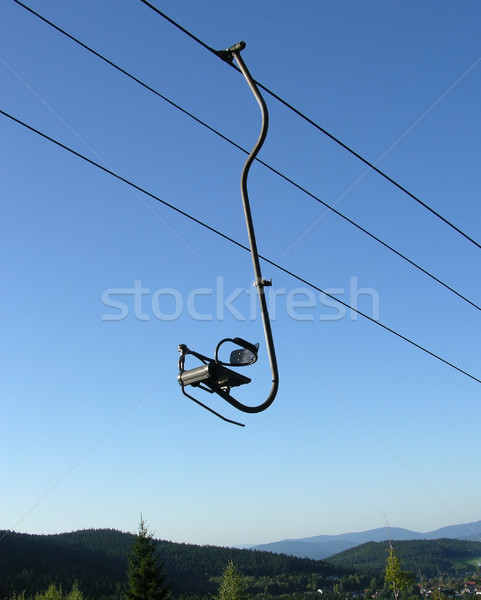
[[1, 0, 480, 548]]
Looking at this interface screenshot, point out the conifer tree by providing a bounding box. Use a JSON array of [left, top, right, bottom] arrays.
[[125, 518, 170, 600], [384, 542, 412, 600], [217, 560, 248, 600]]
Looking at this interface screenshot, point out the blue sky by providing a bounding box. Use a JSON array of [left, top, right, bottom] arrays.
[[1, 0, 480, 547]]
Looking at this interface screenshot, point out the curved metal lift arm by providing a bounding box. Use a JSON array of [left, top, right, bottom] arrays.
[[227, 42, 279, 414], [177, 42, 279, 426]]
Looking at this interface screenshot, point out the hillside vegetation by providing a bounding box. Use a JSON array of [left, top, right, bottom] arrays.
[[326, 538, 481, 577], [2, 530, 481, 600], [0, 529, 343, 600]]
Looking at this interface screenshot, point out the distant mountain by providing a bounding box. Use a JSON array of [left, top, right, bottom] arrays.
[[251, 520, 481, 560]]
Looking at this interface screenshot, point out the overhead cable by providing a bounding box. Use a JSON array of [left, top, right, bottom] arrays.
[[10, 1, 481, 313], [1, 107, 480, 386], [138, 0, 481, 252]]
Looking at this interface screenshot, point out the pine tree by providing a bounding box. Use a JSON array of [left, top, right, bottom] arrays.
[[125, 518, 170, 600], [217, 560, 248, 600], [33, 584, 84, 600], [384, 542, 412, 600]]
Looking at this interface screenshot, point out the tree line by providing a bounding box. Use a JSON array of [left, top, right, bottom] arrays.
[[0, 524, 345, 600], [325, 538, 481, 578], [2, 524, 480, 600]]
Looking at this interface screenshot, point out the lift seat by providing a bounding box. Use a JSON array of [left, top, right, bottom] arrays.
[[178, 362, 251, 389]]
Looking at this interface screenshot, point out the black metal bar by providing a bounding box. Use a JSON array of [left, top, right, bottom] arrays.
[[180, 385, 246, 427], [227, 45, 279, 414]]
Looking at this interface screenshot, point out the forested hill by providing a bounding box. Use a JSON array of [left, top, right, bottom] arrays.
[[0, 528, 344, 600], [325, 538, 481, 577]]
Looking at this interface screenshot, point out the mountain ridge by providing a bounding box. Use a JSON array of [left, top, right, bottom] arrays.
[[250, 520, 481, 560], [0, 528, 342, 600]]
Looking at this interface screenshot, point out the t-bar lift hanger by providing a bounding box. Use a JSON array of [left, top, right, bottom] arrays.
[[177, 42, 279, 427]]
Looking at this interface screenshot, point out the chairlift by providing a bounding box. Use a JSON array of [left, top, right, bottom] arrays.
[[177, 42, 279, 427]]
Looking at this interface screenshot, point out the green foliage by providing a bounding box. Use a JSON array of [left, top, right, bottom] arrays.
[[326, 538, 481, 578], [8, 583, 86, 600], [429, 589, 448, 600], [384, 545, 413, 600], [35, 584, 64, 600], [0, 529, 128, 599], [2, 529, 479, 600], [125, 519, 170, 600], [0, 528, 362, 600], [65, 582, 84, 600], [8, 593, 26, 600], [216, 561, 248, 600]]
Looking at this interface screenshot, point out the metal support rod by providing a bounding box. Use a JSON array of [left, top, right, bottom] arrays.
[[181, 386, 246, 427], [178, 43, 279, 424], [228, 45, 279, 413]]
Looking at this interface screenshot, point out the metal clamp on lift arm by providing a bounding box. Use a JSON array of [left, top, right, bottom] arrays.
[[176, 42, 279, 426], [215, 41, 246, 64]]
